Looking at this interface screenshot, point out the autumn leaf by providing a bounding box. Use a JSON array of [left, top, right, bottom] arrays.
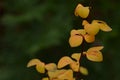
[[48, 70, 66, 79], [69, 35, 83, 47], [71, 53, 81, 61], [27, 59, 43, 67], [75, 4, 90, 18], [70, 61, 79, 72], [84, 34, 95, 43], [80, 66, 88, 75], [58, 56, 73, 68], [27, 59, 45, 73], [45, 63, 57, 71], [86, 50, 103, 62], [84, 23, 100, 35], [58, 69, 73, 80], [92, 20, 112, 32]]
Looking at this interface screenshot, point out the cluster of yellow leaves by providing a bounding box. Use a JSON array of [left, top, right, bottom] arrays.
[[57, 46, 104, 75], [27, 3, 112, 80], [26, 53, 89, 80], [69, 29, 95, 47], [27, 59, 75, 80], [69, 4, 112, 47], [58, 53, 88, 75]]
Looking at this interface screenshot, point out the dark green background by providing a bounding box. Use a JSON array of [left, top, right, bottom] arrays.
[[0, 0, 120, 80]]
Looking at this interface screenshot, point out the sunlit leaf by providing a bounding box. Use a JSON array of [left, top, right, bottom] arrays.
[[69, 35, 83, 47], [58, 69, 73, 80], [48, 71, 57, 78], [71, 53, 81, 61], [84, 34, 95, 43], [58, 56, 73, 68], [80, 66, 88, 75], [27, 59, 43, 67], [36, 64, 45, 73], [86, 50, 103, 62], [27, 59, 45, 73], [100, 24, 112, 32], [45, 63, 57, 71], [92, 20, 112, 32], [75, 4, 90, 18], [84, 23, 99, 35], [70, 61, 79, 72], [48, 70, 66, 79]]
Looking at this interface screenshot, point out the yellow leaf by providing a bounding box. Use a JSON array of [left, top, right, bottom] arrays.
[[58, 56, 73, 68], [69, 35, 83, 47], [27, 59, 45, 73], [92, 20, 112, 32], [80, 66, 88, 75], [100, 24, 112, 32], [27, 59, 43, 67], [45, 63, 57, 71], [86, 50, 103, 62], [58, 69, 73, 80], [88, 46, 104, 52], [74, 4, 90, 18], [82, 20, 89, 26], [71, 53, 81, 61], [48, 70, 66, 79], [84, 23, 99, 35], [48, 71, 57, 78], [84, 34, 95, 43], [36, 64, 45, 73], [70, 61, 79, 72], [42, 77, 49, 80]]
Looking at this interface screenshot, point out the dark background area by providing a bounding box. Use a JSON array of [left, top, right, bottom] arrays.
[[0, 0, 120, 80]]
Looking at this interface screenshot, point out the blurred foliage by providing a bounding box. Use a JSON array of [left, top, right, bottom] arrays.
[[0, 0, 120, 80]]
